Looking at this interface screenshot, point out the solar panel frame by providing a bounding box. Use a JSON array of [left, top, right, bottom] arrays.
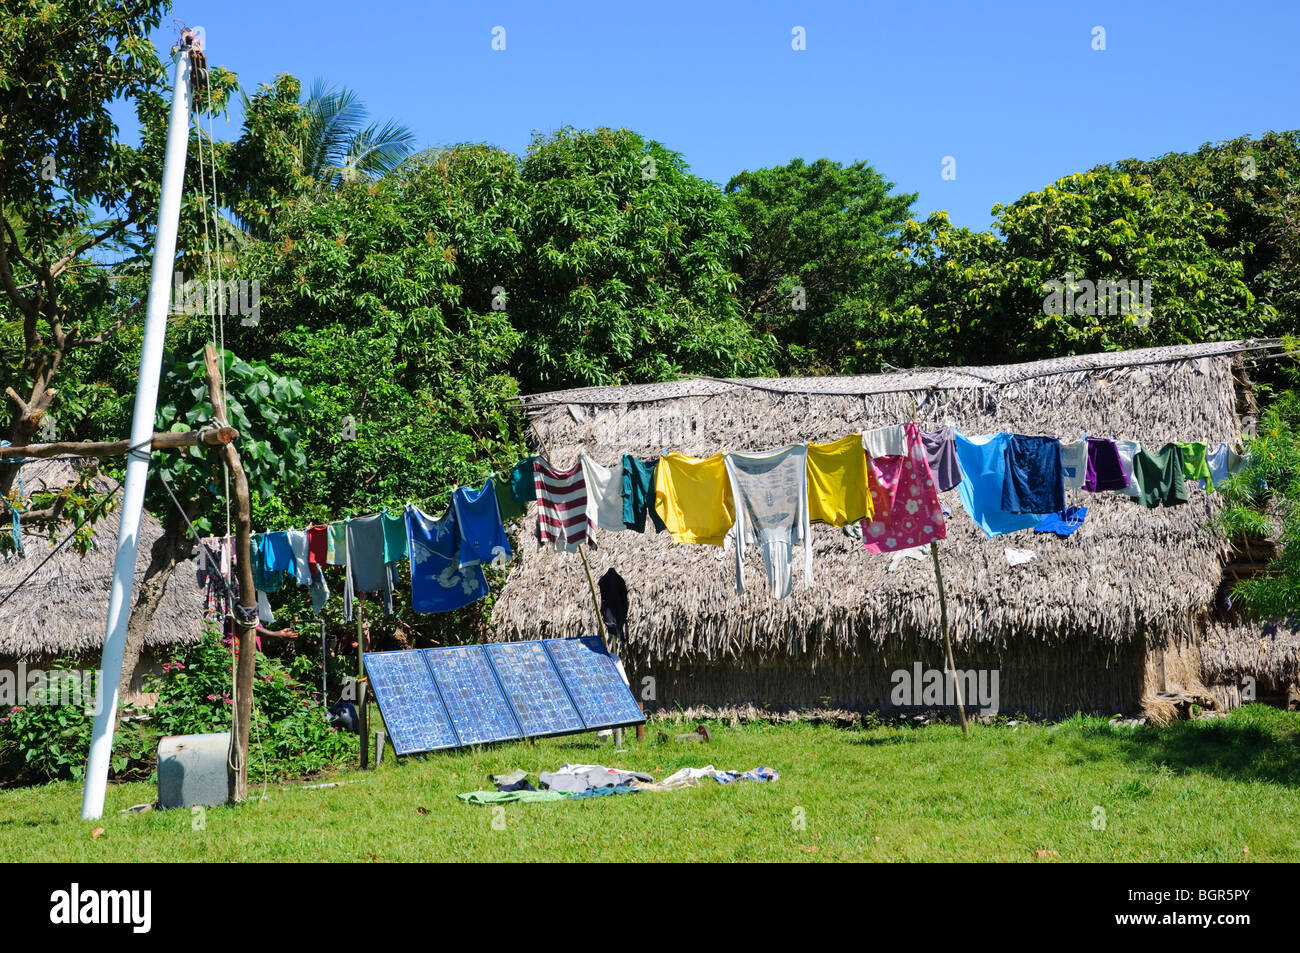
[[422, 645, 523, 745], [483, 640, 585, 738], [543, 637, 645, 731], [362, 650, 460, 755]]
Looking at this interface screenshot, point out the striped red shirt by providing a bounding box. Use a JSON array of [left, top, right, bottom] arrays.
[[534, 459, 589, 551]]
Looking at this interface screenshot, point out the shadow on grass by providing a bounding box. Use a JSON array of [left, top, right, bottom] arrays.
[[1052, 707, 1300, 786]]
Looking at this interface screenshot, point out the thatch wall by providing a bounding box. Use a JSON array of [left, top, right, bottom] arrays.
[[493, 342, 1264, 716], [1200, 618, 1300, 709], [0, 459, 207, 660]]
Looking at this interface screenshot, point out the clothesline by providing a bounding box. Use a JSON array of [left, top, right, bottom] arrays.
[[197, 419, 1251, 627]]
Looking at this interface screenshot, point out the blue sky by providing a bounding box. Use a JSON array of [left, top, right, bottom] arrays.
[[150, 0, 1299, 230]]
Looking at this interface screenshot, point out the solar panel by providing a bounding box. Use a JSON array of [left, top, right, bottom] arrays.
[[543, 637, 645, 730], [362, 650, 459, 754], [484, 641, 585, 738], [423, 646, 522, 745]]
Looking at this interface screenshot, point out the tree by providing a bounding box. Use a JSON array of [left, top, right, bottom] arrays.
[[1218, 352, 1300, 620], [511, 127, 777, 390], [725, 157, 915, 374], [0, 1, 236, 490], [1108, 130, 1300, 328], [869, 169, 1273, 368], [224, 75, 416, 240]]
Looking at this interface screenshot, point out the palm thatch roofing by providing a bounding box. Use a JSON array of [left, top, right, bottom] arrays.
[[493, 341, 1276, 682], [0, 458, 207, 659]]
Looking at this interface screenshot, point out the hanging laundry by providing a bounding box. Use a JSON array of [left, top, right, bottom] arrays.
[[724, 444, 812, 599], [307, 524, 329, 566], [1177, 441, 1212, 483], [256, 590, 275, 624], [621, 455, 666, 533], [1002, 435, 1065, 514], [492, 471, 526, 521], [598, 568, 629, 647], [953, 433, 1044, 537], [862, 423, 907, 459], [327, 521, 347, 566], [343, 514, 395, 622], [1083, 436, 1128, 492], [654, 451, 735, 546], [533, 458, 589, 551], [309, 569, 329, 615], [406, 503, 489, 612], [197, 536, 233, 623], [250, 534, 283, 594], [1205, 441, 1243, 489], [1059, 437, 1087, 490], [1130, 443, 1189, 507], [510, 456, 538, 503], [805, 433, 873, 525], [1114, 439, 1143, 497], [285, 529, 312, 586], [1034, 506, 1088, 537], [861, 423, 946, 554], [452, 479, 513, 568], [579, 454, 626, 534], [381, 509, 408, 563], [920, 427, 963, 492]]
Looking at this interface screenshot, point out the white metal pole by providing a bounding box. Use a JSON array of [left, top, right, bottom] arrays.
[[81, 48, 193, 820]]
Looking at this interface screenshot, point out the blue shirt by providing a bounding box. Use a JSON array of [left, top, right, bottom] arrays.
[[954, 433, 1046, 538], [451, 479, 513, 569], [406, 504, 489, 613]]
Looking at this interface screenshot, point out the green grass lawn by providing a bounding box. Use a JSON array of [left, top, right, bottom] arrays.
[[2, 705, 1298, 862]]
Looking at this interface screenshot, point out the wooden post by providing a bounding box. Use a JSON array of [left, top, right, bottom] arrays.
[[357, 599, 369, 769], [930, 540, 969, 735], [202, 345, 259, 800]]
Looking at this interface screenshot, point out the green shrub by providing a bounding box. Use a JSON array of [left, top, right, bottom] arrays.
[[147, 630, 356, 781]]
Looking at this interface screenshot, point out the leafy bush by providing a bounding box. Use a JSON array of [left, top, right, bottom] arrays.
[[0, 658, 148, 784], [147, 630, 356, 781]]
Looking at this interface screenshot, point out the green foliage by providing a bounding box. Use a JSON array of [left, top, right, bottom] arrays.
[[513, 127, 778, 389], [0, 659, 146, 783], [224, 75, 416, 239], [725, 157, 916, 374], [148, 631, 356, 781], [1218, 357, 1300, 619], [152, 346, 313, 533]]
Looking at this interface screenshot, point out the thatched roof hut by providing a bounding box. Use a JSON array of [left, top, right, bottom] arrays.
[[493, 340, 1284, 718], [0, 459, 206, 674]]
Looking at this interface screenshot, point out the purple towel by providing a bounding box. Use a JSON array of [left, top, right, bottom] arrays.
[[1084, 437, 1128, 492]]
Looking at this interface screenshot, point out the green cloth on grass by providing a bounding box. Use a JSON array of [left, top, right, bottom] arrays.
[[457, 789, 567, 805], [1131, 443, 1189, 508], [1177, 441, 1212, 483]]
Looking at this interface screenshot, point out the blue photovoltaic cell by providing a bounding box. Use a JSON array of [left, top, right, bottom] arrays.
[[423, 646, 521, 745], [543, 637, 645, 730], [484, 641, 584, 737], [362, 651, 459, 754]]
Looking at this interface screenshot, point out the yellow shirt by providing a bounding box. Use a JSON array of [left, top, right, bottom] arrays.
[[806, 433, 874, 525], [654, 451, 736, 545]]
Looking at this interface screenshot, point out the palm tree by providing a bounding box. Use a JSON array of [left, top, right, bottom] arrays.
[[221, 76, 418, 239], [294, 80, 417, 192]]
